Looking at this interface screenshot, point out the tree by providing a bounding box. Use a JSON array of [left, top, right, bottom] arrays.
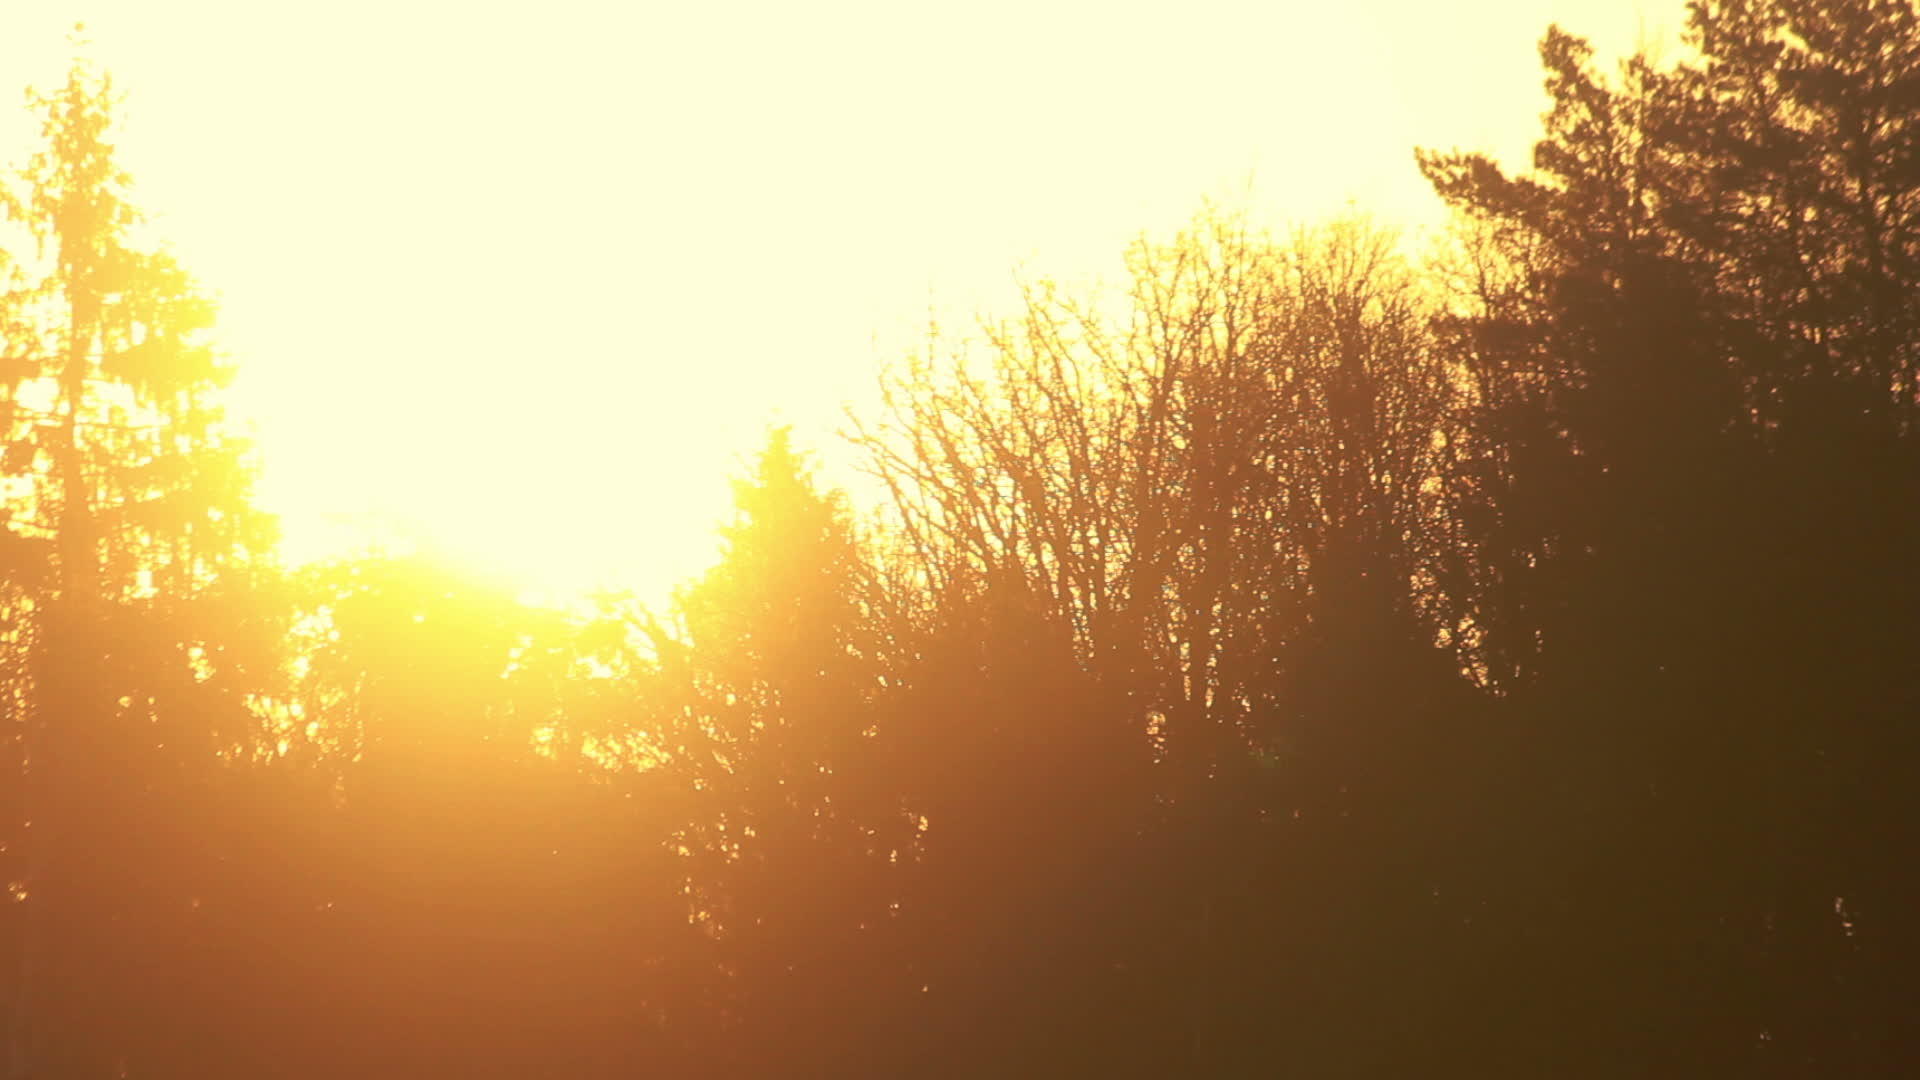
[[1418, 3, 1920, 1068], [642, 429, 914, 1074], [852, 207, 1476, 1072], [0, 53, 283, 1078]]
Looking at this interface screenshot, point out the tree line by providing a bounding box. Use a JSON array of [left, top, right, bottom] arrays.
[[3, 1, 1917, 1075]]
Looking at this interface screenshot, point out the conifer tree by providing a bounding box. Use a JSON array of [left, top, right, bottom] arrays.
[[0, 53, 281, 1077]]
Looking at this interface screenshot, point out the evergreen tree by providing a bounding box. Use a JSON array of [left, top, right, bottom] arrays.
[[0, 54, 282, 1077], [1419, 3, 1920, 1068], [649, 429, 912, 1074]]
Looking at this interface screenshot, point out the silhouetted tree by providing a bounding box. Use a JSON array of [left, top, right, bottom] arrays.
[[854, 208, 1479, 1072], [0, 53, 284, 1078], [0, 8, 1913, 1076], [641, 429, 916, 1075], [1419, 2, 1920, 1069]]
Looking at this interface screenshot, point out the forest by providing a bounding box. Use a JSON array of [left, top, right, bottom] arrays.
[[3, 1, 1918, 1075]]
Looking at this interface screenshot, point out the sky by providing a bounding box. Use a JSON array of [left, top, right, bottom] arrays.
[[0, 0, 1685, 602]]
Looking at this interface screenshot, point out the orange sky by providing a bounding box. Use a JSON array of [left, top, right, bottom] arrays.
[[0, 0, 1684, 602]]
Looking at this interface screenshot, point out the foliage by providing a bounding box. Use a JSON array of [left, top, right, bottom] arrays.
[[0, 53, 293, 1078], [3, 4, 1919, 1074]]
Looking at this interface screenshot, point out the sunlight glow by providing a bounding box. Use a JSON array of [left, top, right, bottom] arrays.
[[0, 0, 1679, 601]]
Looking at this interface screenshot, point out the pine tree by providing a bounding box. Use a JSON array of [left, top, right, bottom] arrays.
[[1418, 3, 1920, 1067], [650, 429, 910, 1073], [0, 53, 282, 1077]]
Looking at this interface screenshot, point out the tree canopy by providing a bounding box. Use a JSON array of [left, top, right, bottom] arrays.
[[4, 3, 1918, 1075]]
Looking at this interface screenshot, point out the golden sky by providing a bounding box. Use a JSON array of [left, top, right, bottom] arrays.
[[0, 0, 1681, 601]]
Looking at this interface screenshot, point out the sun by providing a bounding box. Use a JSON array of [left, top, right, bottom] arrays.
[[236, 367, 740, 605]]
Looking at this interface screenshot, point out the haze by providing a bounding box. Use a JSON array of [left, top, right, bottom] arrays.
[[0, 0, 1677, 596]]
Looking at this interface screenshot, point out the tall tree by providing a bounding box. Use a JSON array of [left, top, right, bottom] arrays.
[[853, 208, 1475, 1072], [1419, 3, 1920, 1069], [645, 429, 913, 1074], [0, 54, 281, 1078]]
